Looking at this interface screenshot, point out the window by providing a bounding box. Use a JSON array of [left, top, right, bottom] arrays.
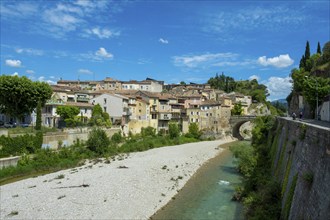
[[104, 98, 107, 104], [191, 112, 194, 115], [196, 119, 199, 122], [104, 107, 107, 112], [206, 113, 208, 116], [191, 118, 194, 122], [210, 113, 212, 116], [152, 114, 157, 119], [85, 108, 87, 113]]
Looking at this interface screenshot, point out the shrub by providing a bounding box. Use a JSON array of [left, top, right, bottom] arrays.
[[141, 126, 156, 138], [86, 128, 110, 155], [111, 132, 122, 143], [188, 123, 201, 139], [169, 123, 180, 139]]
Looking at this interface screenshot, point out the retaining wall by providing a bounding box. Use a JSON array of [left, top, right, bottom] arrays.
[[272, 118, 330, 220]]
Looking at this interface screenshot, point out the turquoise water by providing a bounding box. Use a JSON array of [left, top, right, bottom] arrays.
[[151, 145, 244, 220]]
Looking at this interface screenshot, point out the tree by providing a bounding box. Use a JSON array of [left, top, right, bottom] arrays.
[[56, 106, 80, 120], [169, 123, 180, 139], [188, 122, 201, 139], [305, 41, 310, 60], [141, 126, 156, 137], [35, 101, 42, 130], [231, 102, 244, 115], [317, 42, 322, 54], [86, 128, 110, 155], [92, 104, 103, 117], [180, 81, 186, 85], [89, 104, 111, 127], [299, 55, 306, 69], [0, 75, 52, 119]]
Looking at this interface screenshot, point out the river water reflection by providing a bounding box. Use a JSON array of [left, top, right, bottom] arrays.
[[151, 142, 244, 220]]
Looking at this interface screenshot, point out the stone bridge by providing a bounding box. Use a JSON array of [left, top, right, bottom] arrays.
[[229, 115, 256, 139]]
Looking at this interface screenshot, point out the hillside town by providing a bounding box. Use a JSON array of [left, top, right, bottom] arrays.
[[0, 77, 254, 136]]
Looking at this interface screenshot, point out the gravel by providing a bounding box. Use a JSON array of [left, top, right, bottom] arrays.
[[0, 139, 234, 219]]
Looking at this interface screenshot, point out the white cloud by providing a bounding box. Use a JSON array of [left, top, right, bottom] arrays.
[[257, 54, 294, 68], [84, 27, 120, 39], [173, 52, 238, 68], [11, 72, 19, 76], [95, 47, 113, 59], [43, 8, 82, 32], [38, 76, 56, 85], [204, 7, 306, 34], [5, 59, 22, 67], [26, 70, 35, 74], [265, 76, 292, 100], [78, 69, 93, 74], [159, 38, 169, 44], [249, 75, 260, 81], [15, 47, 43, 56]]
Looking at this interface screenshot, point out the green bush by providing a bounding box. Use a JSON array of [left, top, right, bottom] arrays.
[[86, 128, 111, 155], [111, 132, 122, 143], [169, 123, 180, 139], [141, 126, 156, 138], [188, 123, 201, 139], [0, 132, 43, 158]]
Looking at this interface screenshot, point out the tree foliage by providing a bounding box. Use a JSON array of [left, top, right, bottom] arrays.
[[188, 122, 201, 139], [35, 101, 42, 130], [86, 128, 110, 155], [89, 104, 112, 127], [0, 75, 52, 118], [231, 102, 244, 115], [169, 122, 180, 139], [207, 73, 268, 103], [56, 106, 80, 120], [207, 72, 236, 93]]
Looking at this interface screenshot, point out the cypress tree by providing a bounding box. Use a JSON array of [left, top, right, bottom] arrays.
[[317, 42, 322, 54], [304, 41, 310, 60], [299, 55, 305, 69], [35, 101, 42, 130]]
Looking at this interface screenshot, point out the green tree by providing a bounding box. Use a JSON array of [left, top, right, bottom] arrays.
[[168, 122, 180, 139], [0, 75, 52, 119], [317, 42, 322, 54], [299, 55, 306, 69], [207, 72, 236, 93], [86, 128, 110, 155], [35, 101, 42, 130], [180, 81, 186, 85], [305, 41, 310, 60], [231, 102, 244, 115], [188, 122, 201, 139], [92, 104, 103, 117], [56, 106, 80, 120], [141, 126, 156, 137]]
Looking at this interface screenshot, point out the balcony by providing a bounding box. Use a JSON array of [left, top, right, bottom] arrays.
[[76, 97, 89, 102], [46, 100, 64, 105], [122, 107, 132, 116], [159, 113, 172, 121]]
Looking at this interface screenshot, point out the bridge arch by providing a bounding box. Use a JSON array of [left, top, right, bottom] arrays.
[[230, 116, 256, 140]]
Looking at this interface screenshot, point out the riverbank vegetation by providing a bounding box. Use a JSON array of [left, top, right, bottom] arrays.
[[230, 115, 281, 219], [0, 123, 202, 185]]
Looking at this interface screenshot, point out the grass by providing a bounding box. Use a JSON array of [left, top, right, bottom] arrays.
[[0, 133, 201, 185]]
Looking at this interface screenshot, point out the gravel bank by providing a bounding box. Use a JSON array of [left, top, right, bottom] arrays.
[[0, 139, 234, 219]]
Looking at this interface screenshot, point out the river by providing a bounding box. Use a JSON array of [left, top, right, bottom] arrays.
[[151, 142, 244, 220]]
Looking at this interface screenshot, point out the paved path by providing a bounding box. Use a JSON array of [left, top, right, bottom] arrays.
[[281, 117, 330, 130]]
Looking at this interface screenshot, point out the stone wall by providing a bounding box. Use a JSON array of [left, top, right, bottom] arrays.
[[272, 117, 330, 219], [42, 127, 121, 149], [0, 156, 20, 169]]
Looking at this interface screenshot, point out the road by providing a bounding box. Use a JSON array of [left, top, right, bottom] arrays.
[[282, 117, 330, 130]]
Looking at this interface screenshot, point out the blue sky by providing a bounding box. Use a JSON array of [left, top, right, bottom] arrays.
[[1, 0, 329, 100]]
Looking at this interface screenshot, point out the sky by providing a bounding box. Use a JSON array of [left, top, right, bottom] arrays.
[[1, 0, 329, 101]]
